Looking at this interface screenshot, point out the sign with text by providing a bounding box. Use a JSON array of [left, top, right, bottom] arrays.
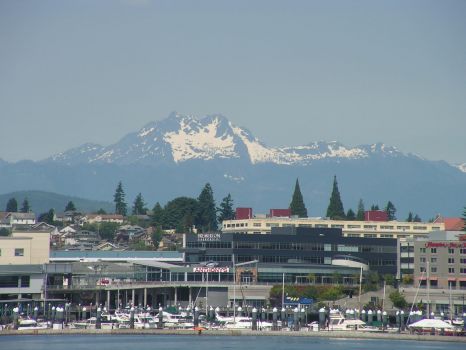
[[197, 233, 221, 241], [425, 242, 466, 248], [193, 267, 230, 273]]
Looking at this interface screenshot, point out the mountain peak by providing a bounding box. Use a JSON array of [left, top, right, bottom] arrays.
[[45, 112, 413, 166]]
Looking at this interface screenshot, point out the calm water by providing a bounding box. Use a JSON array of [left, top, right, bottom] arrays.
[[0, 335, 464, 350]]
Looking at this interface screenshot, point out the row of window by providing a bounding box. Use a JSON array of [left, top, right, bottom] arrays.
[[420, 248, 466, 254], [0, 248, 24, 257], [223, 223, 439, 231], [420, 267, 466, 274]]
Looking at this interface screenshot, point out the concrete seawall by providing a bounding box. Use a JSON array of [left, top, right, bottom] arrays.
[[1, 328, 465, 343]]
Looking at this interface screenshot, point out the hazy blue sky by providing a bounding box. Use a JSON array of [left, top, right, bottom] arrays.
[[1, 0, 465, 163]]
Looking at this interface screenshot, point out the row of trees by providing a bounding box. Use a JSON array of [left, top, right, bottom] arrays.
[[5, 198, 31, 213], [289, 176, 423, 222], [113, 182, 235, 233]]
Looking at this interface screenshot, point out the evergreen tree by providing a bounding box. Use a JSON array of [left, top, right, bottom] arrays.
[[38, 208, 55, 224], [406, 212, 413, 222], [346, 209, 356, 220], [65, 201, 76, 212], [97, 208, 107, 215], [113, 181, 127, 216], [370, 204, 380, 210], [132, 193, 147, 215], [463, 206, 466, 231], [196, 183, 218, 232], [217, 193, 235, 223], [6, 198, 18, 212], [163, 197, 198, 231], [413, 214, 422, 222], [384, 201, 397, 220], [151, 202, 164, 227], [356, 199, 365, 221], [20, 198, 31, 213], [289, 178, 308, 218], [326, 176, 345, 220]]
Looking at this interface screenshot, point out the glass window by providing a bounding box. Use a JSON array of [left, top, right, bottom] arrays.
[[431, 257, 437, 263], [420, 248, 426, 253], [448, 248, 455, 254], [420, 267, 426, 272], [448, 267, 455, 274], [431, 248, 437, 254], [431, 266, 437, 273], [14, 248, 24, 257], [420, 257, 426, 263], [448, 258, 455, 264]]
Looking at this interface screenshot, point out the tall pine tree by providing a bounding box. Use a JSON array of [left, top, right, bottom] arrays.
[[406, 212, 413, 222], [326, 175, 345, 220], [218, 193, 235, 223], [356, 199, 365, 221], [151, 202, 164, 227], [196, 183, 217, 232], [385, 201, 396, 220], [289, 179, 308, 218], [463, 206, 466, 231], [6, 198, 18, 212], [113, 181, 127, 216], [20, 198, 31, 213], [132, 193, 147, 215], [65, 201, 76, 212]]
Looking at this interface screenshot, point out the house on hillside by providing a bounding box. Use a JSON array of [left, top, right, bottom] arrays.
[[0, 212, 36, 228], [63, 229, 101, 250], [79, 214, 124, 225]]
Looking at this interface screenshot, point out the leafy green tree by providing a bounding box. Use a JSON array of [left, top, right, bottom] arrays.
[[289, 178, 308, 217], [132, 193, 147, 215], [363, 271, 381, 292], [6, 198, 18, 212], [97, 208, 107, 215], [406, 212, 413, 222], [195, 183, 217, 232], [217, 193, 235, 223], [113, 181, 127, 216], [383, 274, 395, 287], [356, 199, 365, 221], [163, 197, 198, 231], [65, 201, 76, 212], [0, 228, 10, 236], [326, 176, 345, 220], [98, 222, 120, 241], [151, 226, 164, 249], [20, 198, 31, 213], [346, 208, 356, 220], [384, 201, 396, 220], [38, 209, 55, 224], [413, 214, 422, 222], [389, 290, 408, 309], [151, 202, 164, 226]]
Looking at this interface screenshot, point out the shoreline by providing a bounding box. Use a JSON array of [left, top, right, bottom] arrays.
[[1, 328, 466, 343]]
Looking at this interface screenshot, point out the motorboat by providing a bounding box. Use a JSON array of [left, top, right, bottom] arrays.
[[223, 317, 273, 330], [327, 310, 368, 331], [17, 319, 48, 330]]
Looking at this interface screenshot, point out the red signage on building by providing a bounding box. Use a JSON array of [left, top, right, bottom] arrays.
[[424, 242, 466, 248], [193, 267, 230, 273]]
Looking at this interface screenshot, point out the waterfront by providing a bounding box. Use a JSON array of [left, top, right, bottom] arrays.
[[0, 334, 465, 350]]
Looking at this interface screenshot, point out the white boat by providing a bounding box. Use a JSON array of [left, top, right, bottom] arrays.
[[327, 310, 368, 331], [17, 319, 48, 330], [223, 318, 273, 330]]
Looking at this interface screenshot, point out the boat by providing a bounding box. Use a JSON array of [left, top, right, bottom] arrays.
[[17, 319, 48, 330], [223, 317, 273, 330]]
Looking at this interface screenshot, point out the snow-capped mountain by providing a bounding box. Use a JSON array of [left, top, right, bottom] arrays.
[[2, 112, 465, 219], [47, 112, 406, 166]]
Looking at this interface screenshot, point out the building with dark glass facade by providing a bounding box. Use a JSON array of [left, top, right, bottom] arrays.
[[183, 227, 397, 284]]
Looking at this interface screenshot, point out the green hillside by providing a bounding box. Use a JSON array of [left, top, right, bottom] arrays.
[[0, 190, 113, 214]]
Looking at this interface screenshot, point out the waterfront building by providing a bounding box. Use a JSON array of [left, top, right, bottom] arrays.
[[222, 216, 444, 239]]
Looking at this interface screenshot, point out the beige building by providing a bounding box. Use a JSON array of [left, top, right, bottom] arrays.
[[0, 229, 50, 265], [222, 217, 444, 239]]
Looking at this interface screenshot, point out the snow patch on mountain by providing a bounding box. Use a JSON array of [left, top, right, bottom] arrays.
[[456, 163, 466, 173], [164, 116, 239, 162]]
